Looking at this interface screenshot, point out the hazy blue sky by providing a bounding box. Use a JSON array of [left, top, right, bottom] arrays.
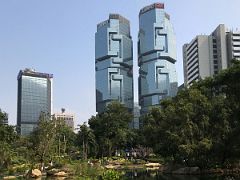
[[1, 0, 240, 126]]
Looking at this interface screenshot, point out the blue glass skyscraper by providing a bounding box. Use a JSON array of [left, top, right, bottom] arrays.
[[138, 3, 178, 114], [17, 68, 53, 135], [95, 14, 133, 113]]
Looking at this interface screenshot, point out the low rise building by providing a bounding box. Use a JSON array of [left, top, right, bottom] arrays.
[[54, 108, 75, 131]]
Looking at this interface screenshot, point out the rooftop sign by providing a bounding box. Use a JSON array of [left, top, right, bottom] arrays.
[[139, 3, 164, 15]]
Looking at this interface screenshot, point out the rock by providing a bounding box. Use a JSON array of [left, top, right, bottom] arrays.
[[53, 178, 66, 180], [47, 168, 61, 176], [161, 163, 183, 173], [105, 164, 121, 169], [112, 161, 123, 165], [172, 167, 200, 175], [3, 176, 17, 179], [214, 168, 224, 174], [146, 167, 160, 170], [53, 171, 68, 177], [145, 163, 161, 167], [30, 169, 42, 178], [172, 167, 187, 174], [61, 167, 71, 172], [189, 167, 200, 174]]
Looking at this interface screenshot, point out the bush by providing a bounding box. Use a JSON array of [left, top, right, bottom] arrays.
[[72, 161, 104, 178], [101, 170, 120, 180]]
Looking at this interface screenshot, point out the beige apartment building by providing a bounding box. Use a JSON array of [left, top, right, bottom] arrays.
[[54, 108, 75, 131], [183, 24, 240, 87]]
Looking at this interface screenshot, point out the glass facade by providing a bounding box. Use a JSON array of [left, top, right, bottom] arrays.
[[130, 102, 140, 129], [17, 69, 52, 135], [138, 3, 178, 114], [95, 14, 133, 113]]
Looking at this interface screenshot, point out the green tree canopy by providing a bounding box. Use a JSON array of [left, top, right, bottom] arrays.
[[141, 61, 240, 168], [0, 109, 19, 170], [76, 122, 97, 159], [89, 101, 133, 157]]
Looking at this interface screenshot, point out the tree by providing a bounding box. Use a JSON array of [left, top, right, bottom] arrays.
[[89, 101, 133, 157], [76, 122, 97, 159], [0, 141, 13, 169], [140, 61, 240, 168], [0, 109, 19, 170], [29, 112, 57, 170], [54, 119, 77, 158], [0, 109, 7, 125]]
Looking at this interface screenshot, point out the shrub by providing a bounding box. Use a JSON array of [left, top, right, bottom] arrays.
[[102, 170, 120, 180]]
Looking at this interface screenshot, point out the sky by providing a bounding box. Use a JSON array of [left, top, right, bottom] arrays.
[[1, 0, 240, 126]]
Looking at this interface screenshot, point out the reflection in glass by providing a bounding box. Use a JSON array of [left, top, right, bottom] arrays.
[[95, 14, 133, 113], [138, 3, 178, 114], [17, 69, 53, 135]]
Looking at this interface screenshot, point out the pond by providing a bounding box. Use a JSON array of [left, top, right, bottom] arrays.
[[2, 169, 240, 179], [122, 170, 240, 180]]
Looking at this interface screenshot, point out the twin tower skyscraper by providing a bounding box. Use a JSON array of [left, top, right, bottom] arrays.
[[95, 3, 178, 114]]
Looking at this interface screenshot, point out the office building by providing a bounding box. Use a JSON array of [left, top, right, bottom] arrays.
[[17, 68, 53, 135], [183, 24, 240, 87], [131, 102, 140, 129], [95, 14, 133, 113], [138, 3, 178, 114], [54, 108, 75, 131]]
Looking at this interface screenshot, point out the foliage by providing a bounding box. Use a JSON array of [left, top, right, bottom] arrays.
[[6, 164, 30, 176], [0, 110, 18, 143], [0, 109, 7, 124], [89, 101, 133, 157], [101, 169, 120, 180], [28, 112, 57, 169], [76, 122, 97, 159], [27, 112, 78, 169], [0, 141, 13, 170], [140, 61, 240, 169], [71, 161, 104, 178], [55, 119, 77, 158], [1, 61, 240, 175], [0, 109, 19, 170]]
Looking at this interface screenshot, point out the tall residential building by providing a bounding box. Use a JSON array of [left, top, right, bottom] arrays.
[[227, 30, 240, 64], [17, 68, 53, 135], [54, 108, 75, 131], [95, 14, 133, 113], [183, 35, 211, 86], [138, 3, 178, 114], [183, 24, 240, 87]]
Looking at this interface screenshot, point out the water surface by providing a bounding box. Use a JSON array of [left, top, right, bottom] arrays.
[[122, 170, 240, 180]]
